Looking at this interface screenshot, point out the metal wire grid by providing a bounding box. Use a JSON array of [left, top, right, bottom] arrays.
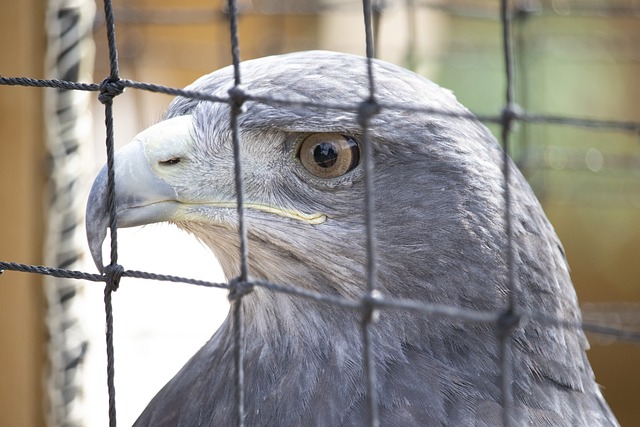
[[1, 0, 640, 426]]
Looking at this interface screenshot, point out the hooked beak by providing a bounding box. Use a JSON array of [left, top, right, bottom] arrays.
[[85, 116, 192, 273]]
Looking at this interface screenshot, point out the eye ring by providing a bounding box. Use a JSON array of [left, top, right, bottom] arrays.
[[297, 133, 360, 179]]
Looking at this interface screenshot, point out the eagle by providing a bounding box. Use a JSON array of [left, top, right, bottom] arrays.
[[86, 51, 617, 426]]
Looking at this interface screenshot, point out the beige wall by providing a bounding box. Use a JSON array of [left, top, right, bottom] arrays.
[[0, 2, 46, 427]]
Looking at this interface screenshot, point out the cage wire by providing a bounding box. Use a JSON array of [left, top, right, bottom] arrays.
[[1, 0, 640, 426]]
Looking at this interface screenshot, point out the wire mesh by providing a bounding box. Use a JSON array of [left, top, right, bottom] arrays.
[[1, 0, 640, 426]]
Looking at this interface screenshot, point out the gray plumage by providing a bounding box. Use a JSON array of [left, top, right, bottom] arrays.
[[86, 51, 618, 426]]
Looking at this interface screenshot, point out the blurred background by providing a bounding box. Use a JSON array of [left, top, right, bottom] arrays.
[[1, 0, 639, 425]]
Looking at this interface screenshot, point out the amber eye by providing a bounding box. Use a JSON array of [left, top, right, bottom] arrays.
[[298, 133, 360, 179]]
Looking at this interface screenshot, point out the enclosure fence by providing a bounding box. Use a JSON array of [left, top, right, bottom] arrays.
[[1, 0, 640, 426]]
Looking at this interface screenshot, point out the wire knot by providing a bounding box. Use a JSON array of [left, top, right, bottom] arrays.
[[104, 263, 124, 292], [500, 103, 523, 132], [497, 308, 525, 338], [357, 97, 381, 127], [227, 85, 248, 112], [228, 277, 254, 301], [98, 77, 125, 104], [360, 290, 382, 324]]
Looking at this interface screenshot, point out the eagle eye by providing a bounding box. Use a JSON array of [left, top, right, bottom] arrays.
[[298, 133, 360, 179], [159, 158, 181, 166]]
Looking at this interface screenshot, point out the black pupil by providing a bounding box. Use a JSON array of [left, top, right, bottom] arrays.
[[313, 142, 338, 168]]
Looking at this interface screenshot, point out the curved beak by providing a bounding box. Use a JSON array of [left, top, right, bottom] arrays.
[[85, 116, 192, 273], [86, 114, 327, 273]]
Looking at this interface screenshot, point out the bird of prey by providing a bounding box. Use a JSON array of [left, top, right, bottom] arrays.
[[86, 51, 618, 426]]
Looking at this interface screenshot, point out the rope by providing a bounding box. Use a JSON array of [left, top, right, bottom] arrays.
[[360, 4, 382, 423], [498, 1, 518, 424], [226, 1, 249, 425], [100, 0, 126, 424]]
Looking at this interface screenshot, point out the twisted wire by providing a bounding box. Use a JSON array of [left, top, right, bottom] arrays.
[[360, 2, 382, 425], [99, 0, 125, 424], [498, 0, 519, 424], [226, 1, 249, 425]]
